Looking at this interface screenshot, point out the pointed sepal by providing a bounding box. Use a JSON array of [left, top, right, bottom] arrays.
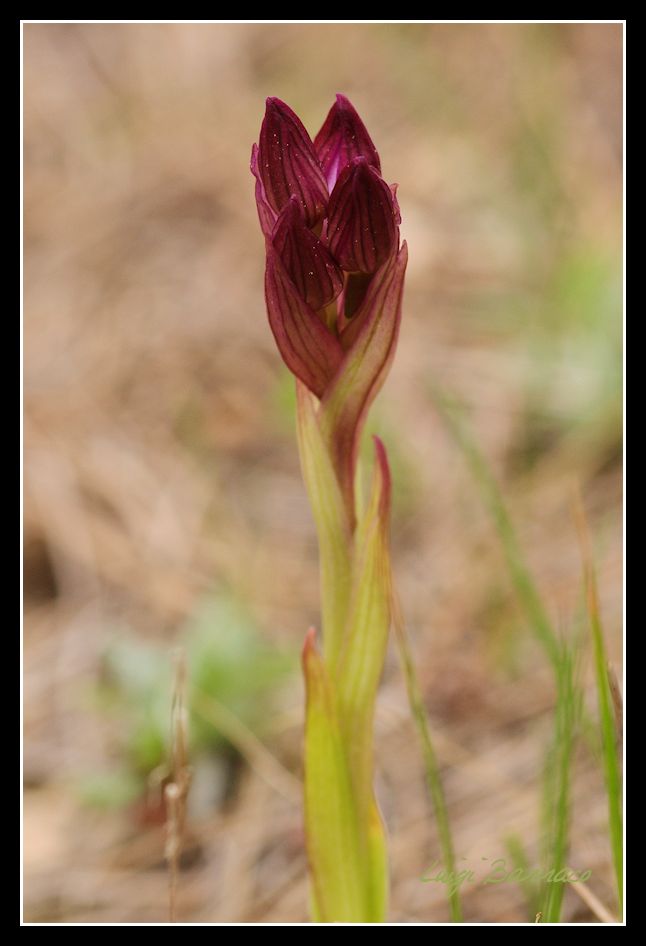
[[257, 97, 329, 228], [250, 142, 277, 238], [272, 197, 343, 312], [314, 93, 381, 190], [325, 157, 400, 275]]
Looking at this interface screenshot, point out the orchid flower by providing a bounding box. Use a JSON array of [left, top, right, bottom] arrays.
[[251, 94, 407, 923]]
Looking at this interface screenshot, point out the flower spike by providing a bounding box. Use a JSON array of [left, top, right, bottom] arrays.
[[251, 97, 407, 922]]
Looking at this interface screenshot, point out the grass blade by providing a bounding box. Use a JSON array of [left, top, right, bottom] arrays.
[[429, 382, 561, 670], [540, 641, 581, 923], [391, 587, 463, 922], [504, 833, 541, 919], [573, 493, 623, 917]]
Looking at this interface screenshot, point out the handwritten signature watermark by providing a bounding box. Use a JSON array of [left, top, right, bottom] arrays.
[[421, 859, 592, 897]]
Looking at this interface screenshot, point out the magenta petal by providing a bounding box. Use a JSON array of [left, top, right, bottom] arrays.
[[325, 158, 400, 275], [272, 197, 344, 313], [320, 242, 408, 523], [265, 246, 344, 399], [257, 98, 329, 229], [314, 93, 381, 191]]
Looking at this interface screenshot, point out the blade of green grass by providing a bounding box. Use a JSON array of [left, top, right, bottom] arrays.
[[540, 640, 582, 923], [504, 833, 541, 919], [573, 494, 623, 918], [390, 586, 463, 923], [429, 382, 561, 671], [428, 381, 594, 924]]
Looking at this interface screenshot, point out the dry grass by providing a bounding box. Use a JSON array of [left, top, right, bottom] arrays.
[[23, 22, 622, 923]]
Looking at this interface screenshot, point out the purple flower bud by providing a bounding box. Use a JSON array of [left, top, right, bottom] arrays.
[[272, 197, 344, 313], [314, 93, 381, 190], [251, 95, 406, 422], [325, 157, 400, 275], [257, 97, 329, 229]]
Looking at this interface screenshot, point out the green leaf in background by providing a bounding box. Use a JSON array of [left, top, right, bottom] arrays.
[[187, 595, 295, 744], [77, 771, 143, 810], [85, 593, 295, 807]]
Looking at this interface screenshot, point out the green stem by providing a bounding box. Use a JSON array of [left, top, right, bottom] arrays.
[[297, 385, 390, 922]]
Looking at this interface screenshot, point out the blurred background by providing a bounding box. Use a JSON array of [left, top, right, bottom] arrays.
[[23, 22, 622, 923]]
